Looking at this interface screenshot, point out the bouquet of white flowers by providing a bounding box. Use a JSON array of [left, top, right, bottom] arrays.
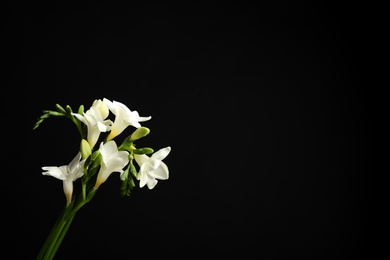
[[33, 98, 171, 260]]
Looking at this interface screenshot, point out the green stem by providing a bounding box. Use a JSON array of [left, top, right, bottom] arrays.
[[47, 212, 77, 260], [43, 217, 68, 260], [36, 207, 67, 260], [82, 182, 87, 201], [36, 189, 97, 260], [36, 205, 79, 260], [36, 203, 80, 260], [36, 203, 75, 260]]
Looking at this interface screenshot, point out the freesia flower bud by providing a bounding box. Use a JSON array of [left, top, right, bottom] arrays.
[[133, 147, 154, 154], [130, 127, 150, 141], [80, 139, 92, 159], [78, 104, 84, 114]]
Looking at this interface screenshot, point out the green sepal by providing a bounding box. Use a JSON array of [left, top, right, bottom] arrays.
[[82, 150, 101, 183], [118, 127, 150, 152], [118, 136, 133, 152], [89, 151, 102, 173], [130, 162, 138, 177], [120, 173, 135, 197], [120, 165, 130, 181]]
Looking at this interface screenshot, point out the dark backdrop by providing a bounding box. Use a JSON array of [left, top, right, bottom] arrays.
[[2, 2, 371, 259]]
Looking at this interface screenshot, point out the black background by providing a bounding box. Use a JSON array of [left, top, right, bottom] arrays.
[[2, 1, 371, 259]]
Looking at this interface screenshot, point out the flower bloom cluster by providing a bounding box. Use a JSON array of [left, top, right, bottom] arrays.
[[36, 98, 171, 205]]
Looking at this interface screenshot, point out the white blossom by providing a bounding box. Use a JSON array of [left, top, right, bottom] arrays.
[[42, 152, 85, 204], [103, 98, 151, 141], [94, 140, 129, 189], [134, 146, 171, 189], [73, 99, 112, 148]]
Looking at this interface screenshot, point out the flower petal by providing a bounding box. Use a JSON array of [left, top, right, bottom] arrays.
[[95, 140, 129, 189], [42, 166, 67, 180], [137, 164, 148, 187], [146, 177, 158, 189], [63, 179, 73, 203], [149, 161, 169, 180], [151, 146, 171, 161], [67, 153, 81, 170]]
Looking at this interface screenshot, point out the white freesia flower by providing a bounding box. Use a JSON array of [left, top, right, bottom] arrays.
[[103, 98, 151, 141], [94, 140, 130, 189], [73, 99, 112, 148], [134, 146, 171, 189], [42, 152, 85, 204]]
